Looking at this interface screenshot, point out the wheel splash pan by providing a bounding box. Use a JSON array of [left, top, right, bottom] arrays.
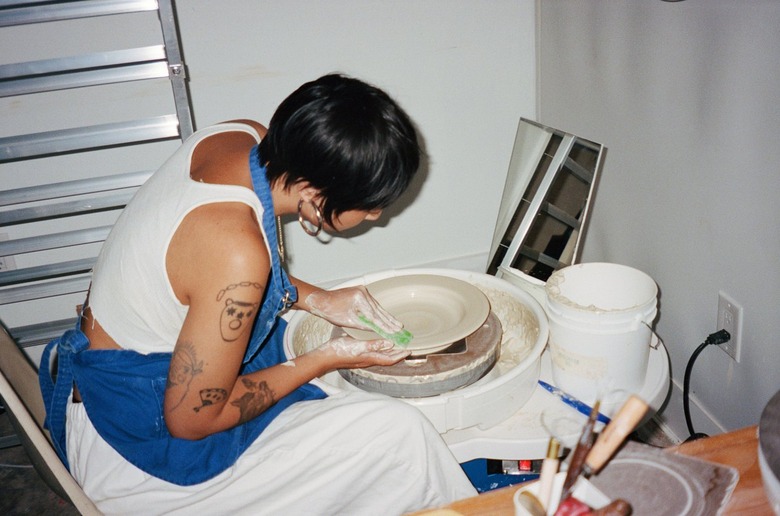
[[338, 312, 502, 398]]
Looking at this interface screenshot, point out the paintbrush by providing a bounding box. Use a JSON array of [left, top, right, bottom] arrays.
[[537, 436, 561, 511], [558, 399, 601, 504], [558, 396, 650, 505], [538, 380, 611, 424]]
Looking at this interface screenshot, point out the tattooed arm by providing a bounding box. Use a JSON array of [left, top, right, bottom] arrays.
[[163, 205, 404, 439], [163, 195, 299, 439]]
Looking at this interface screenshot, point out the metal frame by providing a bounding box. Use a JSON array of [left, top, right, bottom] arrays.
[[488, 118, 605, 282], [0, 0, 194, 346]]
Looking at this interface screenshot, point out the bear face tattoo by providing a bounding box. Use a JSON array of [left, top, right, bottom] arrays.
[[216, 281, 262, 342], [219, 298, 260, 342]]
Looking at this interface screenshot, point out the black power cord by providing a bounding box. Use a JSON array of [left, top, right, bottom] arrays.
[[683, 329, 731, 442]]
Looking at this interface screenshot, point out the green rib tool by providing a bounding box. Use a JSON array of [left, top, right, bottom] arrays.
[[358, 315, 413, 348]]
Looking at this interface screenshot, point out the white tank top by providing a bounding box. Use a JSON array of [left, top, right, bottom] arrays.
[[89, 123, 265, 354]]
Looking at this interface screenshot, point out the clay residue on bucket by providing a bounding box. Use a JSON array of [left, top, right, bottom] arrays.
[[549, 343, 608, 380], [545, 263, 658, 314], [545, 271, 612, 313]]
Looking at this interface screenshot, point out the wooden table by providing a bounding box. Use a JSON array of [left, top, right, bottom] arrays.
[[413, 426, 772, 515], [667, 426, 770, 515]]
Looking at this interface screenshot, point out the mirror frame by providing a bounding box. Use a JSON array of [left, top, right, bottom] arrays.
[[487, 118, 606, 288]]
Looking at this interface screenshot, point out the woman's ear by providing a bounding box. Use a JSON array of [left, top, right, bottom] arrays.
[[296, 182, 322, 203]]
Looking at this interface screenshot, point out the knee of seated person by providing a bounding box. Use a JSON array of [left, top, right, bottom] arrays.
[[363, 396, 433, 431]]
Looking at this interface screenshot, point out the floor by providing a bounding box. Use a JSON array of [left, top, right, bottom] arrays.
[[0, 409, 79, 515], [0, 405, 678, 515]]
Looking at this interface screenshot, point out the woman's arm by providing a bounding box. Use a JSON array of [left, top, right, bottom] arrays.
[[289, 275, 322, 309], [164, 200, 275, 439], [164, 203, 405, 440]]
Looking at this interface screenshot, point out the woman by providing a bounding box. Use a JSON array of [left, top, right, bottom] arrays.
[[40, 74, 477, 514]]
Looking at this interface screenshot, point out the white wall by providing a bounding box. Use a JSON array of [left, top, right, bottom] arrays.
[[538, 0, 780, 438], [1, 2, 537, 353], [174, 0, 537, 284]]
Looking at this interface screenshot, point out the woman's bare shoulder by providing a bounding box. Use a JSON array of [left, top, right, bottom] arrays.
[[190, 122, 264, 187], [167, 202, 270, 305]]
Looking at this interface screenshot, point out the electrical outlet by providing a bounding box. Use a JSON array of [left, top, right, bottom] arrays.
[[717, 291, 743, 362], [0, 232, 16, 272]]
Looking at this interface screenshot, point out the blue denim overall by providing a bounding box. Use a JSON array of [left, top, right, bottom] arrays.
[[39, 145, 326, 486]]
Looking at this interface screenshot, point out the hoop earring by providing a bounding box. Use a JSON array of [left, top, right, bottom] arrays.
[[297, 199, 323, 236]]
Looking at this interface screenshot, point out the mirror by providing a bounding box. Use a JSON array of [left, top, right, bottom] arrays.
[[487, 118, 605, 285]]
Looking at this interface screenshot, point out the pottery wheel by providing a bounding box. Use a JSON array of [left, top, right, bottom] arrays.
[[337, 311, 502, 398], [759, 389, 780, 498]]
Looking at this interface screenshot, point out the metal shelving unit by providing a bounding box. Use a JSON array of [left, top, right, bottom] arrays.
[[0, 0, 194, 347]]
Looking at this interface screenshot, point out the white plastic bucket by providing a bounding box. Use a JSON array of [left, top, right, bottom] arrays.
[[544, 262, 658, 404]]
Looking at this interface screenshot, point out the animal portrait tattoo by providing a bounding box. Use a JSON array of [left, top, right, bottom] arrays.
[[216, 281, 262, 342], [194, 388, 228, 413], [167, 341, 204, 411], [230, 378, 275, 424]]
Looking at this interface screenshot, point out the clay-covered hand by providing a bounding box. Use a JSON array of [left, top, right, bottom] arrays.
[[304, 286, 403, 334], [316, 336, 411, 369]]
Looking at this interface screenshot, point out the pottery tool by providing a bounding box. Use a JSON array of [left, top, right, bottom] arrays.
[[582, 395, 649, 476], [514, 491, 546, 516], [591, 499, 633, 515], [559, 396, 649, 506], [537, 437, 561, 511], [538, 380, 611, 424], [558, 400, 601, 504], [357, 314, 413, 347], [554, 496, 594, 515]]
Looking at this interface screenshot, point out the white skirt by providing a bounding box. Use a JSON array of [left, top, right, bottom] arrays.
[[66, 390, 477, 515]]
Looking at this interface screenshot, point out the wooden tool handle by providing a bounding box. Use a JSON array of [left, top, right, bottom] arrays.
[[584, 395, 649, 475], [591, 499, 633, 515], [559, 401, 601, 503]]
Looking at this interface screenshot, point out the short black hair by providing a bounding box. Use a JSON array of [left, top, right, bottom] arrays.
[[258, 74, 420, 226]]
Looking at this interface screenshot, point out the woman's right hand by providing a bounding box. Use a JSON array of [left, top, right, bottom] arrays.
[[316, 336, 410, 369], [303, 286, 404, 335]]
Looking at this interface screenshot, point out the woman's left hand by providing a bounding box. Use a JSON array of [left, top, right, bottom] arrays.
[[304, 286, 403, 334], [315, 336, 410, 369]]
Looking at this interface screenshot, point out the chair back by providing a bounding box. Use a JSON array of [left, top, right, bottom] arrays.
[[0, 326, 101, 515]]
